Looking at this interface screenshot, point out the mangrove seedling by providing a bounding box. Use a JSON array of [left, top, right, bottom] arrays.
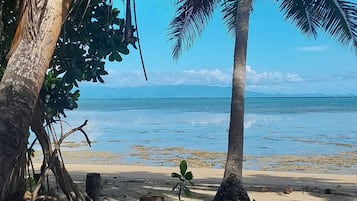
[[171, 160, 194, 201]]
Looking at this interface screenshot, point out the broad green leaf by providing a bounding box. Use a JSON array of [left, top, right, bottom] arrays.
[[183, 186, 192, 197], [73, 90, 80, 98], [6, 0, 133, 123], [184, 171, 193, 181], [108, 52, 115, 61], [171, 172, 182, 179], [180, 160, 187, 176], [118, 46, 130, 55], [27, 177, 36, 187], [108, 51, 122, 62]]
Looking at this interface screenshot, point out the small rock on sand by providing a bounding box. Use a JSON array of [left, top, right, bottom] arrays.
[[140, 195, 165, 201], [260, 187, 269, 192], [283, 186, 293, 194]]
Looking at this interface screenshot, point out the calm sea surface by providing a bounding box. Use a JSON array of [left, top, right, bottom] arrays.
[[61, 97, 357, 169]]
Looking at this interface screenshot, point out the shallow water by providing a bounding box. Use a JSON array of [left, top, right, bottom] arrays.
[[40, 97, 357, 173]]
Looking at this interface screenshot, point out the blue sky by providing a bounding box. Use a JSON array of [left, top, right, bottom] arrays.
[[93, 1, 357, 95]]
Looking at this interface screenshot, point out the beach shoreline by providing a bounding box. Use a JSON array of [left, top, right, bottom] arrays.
[[32, 163, 357, 201], [33, 147, 357, 175], [30, 139, 357, 200]]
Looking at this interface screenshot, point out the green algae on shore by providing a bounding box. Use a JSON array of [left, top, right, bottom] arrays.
[[128, 146, 357, 174], [32, 145, 357, 174]]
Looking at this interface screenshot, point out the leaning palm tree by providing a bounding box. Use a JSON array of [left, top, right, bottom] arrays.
[[168, 0, 357, 200], [0, 1, 72, 199]]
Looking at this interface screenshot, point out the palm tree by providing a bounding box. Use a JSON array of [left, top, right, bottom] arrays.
[[168, 0, 357, 200], [0, 1, 71, 199]]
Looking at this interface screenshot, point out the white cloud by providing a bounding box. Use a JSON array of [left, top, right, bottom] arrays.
[[102, 68, 232, 87], [103, 70, 145, 87], [93, 67, 357, 95], [296, 45, 328, 52], [98, 66, 303, 90], [246, 66, 303, 85], [286, 73, 303, 82], [180, 69, 231, 85]]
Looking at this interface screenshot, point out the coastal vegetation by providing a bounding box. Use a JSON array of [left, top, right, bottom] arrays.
[[168, 0, 357, 200], [171, 160, 194, 201], [0, 0, 137, 200]]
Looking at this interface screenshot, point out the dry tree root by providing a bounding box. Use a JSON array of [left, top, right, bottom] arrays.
[[29, 101, 92, 201]]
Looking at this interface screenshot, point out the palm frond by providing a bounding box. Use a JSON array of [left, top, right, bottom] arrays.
[[221, 0, 254, 37], [168, 0, 218, 60], [278, 0, 321, 37], [318, 0, 357, 51], [221, 0, 238, 36]]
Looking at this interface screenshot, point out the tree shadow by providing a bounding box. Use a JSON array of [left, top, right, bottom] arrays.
[[44, 170, 218, 201], [42, 169, 357, 201], [244, 173, 357, 201]]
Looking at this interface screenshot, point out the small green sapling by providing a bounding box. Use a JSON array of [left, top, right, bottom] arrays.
[[171, 160, 194, 201]]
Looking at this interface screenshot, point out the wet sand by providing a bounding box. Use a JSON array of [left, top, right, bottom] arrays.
[[33, 145, 357, 174]]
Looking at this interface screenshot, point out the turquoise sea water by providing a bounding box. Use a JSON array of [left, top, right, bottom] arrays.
[[61, 97, 357, 170]]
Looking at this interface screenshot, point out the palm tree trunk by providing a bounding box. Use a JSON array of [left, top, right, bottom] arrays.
[[213, 0, 251, 200], [224, 0, 251, 180], [0, 1, 69, 200]]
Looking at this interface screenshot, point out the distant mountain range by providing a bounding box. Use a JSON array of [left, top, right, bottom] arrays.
[[79, 85, 231, 98], [78, 85, 337, 98]]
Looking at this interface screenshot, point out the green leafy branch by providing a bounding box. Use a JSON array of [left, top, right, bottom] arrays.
[[171, 160, 194, 201]]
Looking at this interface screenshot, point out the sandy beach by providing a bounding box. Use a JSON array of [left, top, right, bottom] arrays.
[[32, 163, 357, 201]]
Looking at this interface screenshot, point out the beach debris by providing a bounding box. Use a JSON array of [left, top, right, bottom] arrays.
[[324, 188, 336, 194], [86, 173, 101, 201], [283, 186, 294, 194], [140, 195, 165, 201], [23, 191, 32, 201], [260, 187, 269, 192]]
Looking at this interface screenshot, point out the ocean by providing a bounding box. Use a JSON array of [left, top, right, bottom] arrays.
[[58, 97, 357, 173]]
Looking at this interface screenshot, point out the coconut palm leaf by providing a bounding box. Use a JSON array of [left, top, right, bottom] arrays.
[[168, 0, 218, 60], [278, 0, 322, 37], [221, 0, 255, 36], [318, 0, 357, 50], [279, 0, 357, 50], [221, 0, 238, 36]]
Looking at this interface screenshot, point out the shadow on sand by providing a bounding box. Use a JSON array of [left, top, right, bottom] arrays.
[[44, 170, 357, 201]]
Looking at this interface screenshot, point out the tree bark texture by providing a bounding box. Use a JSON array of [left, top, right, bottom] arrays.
[[224, 0, 252, 181], [215, 0, 252, 200], [0, 1, 3, 36], [212, 173, 250, 201], [0, 1, 69, 200]]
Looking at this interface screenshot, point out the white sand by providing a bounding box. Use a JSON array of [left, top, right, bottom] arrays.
[[33, 164, 357, 201]]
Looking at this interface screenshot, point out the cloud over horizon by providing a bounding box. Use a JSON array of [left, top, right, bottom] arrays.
[[80, 66, 357, 95], [99, 66, 303, 89], [246, 66, 303, 85]]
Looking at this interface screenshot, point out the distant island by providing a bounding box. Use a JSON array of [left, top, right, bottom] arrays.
[[78, 85, 351, 98]]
